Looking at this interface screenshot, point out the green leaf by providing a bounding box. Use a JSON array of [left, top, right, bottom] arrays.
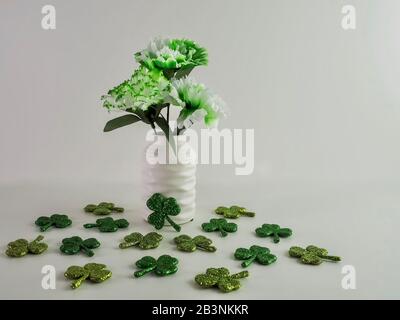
[[174, 67, 194, 80], [104, 114, 141, 132], [154, 116, 176, 153]]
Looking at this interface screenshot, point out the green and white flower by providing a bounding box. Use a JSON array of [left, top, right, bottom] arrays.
[[170, 78, 226, 128], [102, 66, 170, 111], [135, 38, 208, 71]]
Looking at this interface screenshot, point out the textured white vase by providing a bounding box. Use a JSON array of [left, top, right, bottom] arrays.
[[141, 134, 197, 224]]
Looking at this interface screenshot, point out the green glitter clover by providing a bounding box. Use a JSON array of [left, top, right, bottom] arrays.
[[135, 38, 208, 75], [64, 263, 112, 289], [60, 236, 100, 257], [35, 214, 72, 232], [201, 218, 237, 237], [146, 193, 181, 232], [119, 232, 163, 250], [215, 206, 255, 219], [234, 245, 277, 268], [194, 267, 249, 293], [133, 255, 179, 278], [6, 235, 48, 257], [83, 217, 129, 232], [289, 245, 341, 265], [174, 235, 216, 253], [84, 202, 124, 215], [255, 224, 292, 243]]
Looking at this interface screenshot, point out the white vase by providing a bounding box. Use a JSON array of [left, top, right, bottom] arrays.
[[141, 133, 197, 224]]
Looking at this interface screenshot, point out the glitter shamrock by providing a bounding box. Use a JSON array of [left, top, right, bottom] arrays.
[[119, 232, 163, 250], [289, 245, 341, 265], [83, 217, 129, 232], [84, 202, 124, 215], [174, 235, 216, 253], [201, 218, 237, 237], [35, 214, 72, 232], [194, 267, 249, 293], [234, 245, 277, 268], [5, 235, 48, 257], [215, 206, 255, 219], [133, 255, 179, 278], [64, 263, 112, 289], [255, 224, 292, 243], [135, 38, 208, 74], [60, 236, 101, 257], [146, 193, 181, 232]]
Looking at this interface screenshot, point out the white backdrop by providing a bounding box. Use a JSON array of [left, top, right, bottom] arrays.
[[0, 0, 399, 300]]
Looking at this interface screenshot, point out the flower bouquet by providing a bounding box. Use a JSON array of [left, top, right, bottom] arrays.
[[101, 38, 226, 224]]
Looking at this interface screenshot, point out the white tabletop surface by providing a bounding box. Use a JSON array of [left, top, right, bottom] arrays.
[[0, 179, 398, 300]]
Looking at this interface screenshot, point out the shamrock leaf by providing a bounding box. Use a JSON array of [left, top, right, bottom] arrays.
[[255, 224, 292, 243], [289, 245, 341, 265], [35, 214, 72, 232], [146, 193, 181, 232], [234, 245, 277, 268], [215, 206, 255, 219], [134, 255, 179, 278], [201, 218, 237, 237], [84, 202, 124, 215], [83, 217, 129, 232], [60, 236, 101, 257], [194, 267, 249, 293], [64, 263, 112, 289], [119, 232, 163, 250], [174, 235, 216, 252], [6, 235, 48, 257]]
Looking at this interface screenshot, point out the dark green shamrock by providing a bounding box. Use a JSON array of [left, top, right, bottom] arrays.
[[35, 214, 72, 232], [84, 202, 124, 215], [64, 263, 112, 289], [174, 235, 216, 252], [6, 235, 48, 257], [289, 245, 341, 265], [215, 206, 255, 219], [60, 236, 101, 257], [146, 193, 181, 232], [83, 217, 129, 232], [195, 267, 249, 293], [133, 255, 179, 278], [255, 224, 292, 243], [201, 218, 237, 237], [234, 245, 277, 268], [119, 232, 163, 250]]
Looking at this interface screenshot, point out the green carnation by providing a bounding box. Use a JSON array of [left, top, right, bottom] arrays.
[[101, 66, 170, 111], [170, 78, 226, 128], [135, 38, 208, 71]]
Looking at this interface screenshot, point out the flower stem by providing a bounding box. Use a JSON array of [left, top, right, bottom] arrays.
[[219, 228, 228, 237], [231, 270, 249, 279], [80, 245, 94, 257], [165, 215, 181, 232], [71, 274, 88, 289], [320, 255, 341, 262], [241, 255, 257, 268], [273, 233, 280, 243], [134, 266, 156, 278], [242, 211, 255, 217], [33, 235, 44, 243], [83, 223, 98, 229], [197, 244, 217, 252], [119, 241, 134, 249]]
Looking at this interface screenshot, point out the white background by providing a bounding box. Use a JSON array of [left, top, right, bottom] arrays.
[[0, 0, 399, 299]]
